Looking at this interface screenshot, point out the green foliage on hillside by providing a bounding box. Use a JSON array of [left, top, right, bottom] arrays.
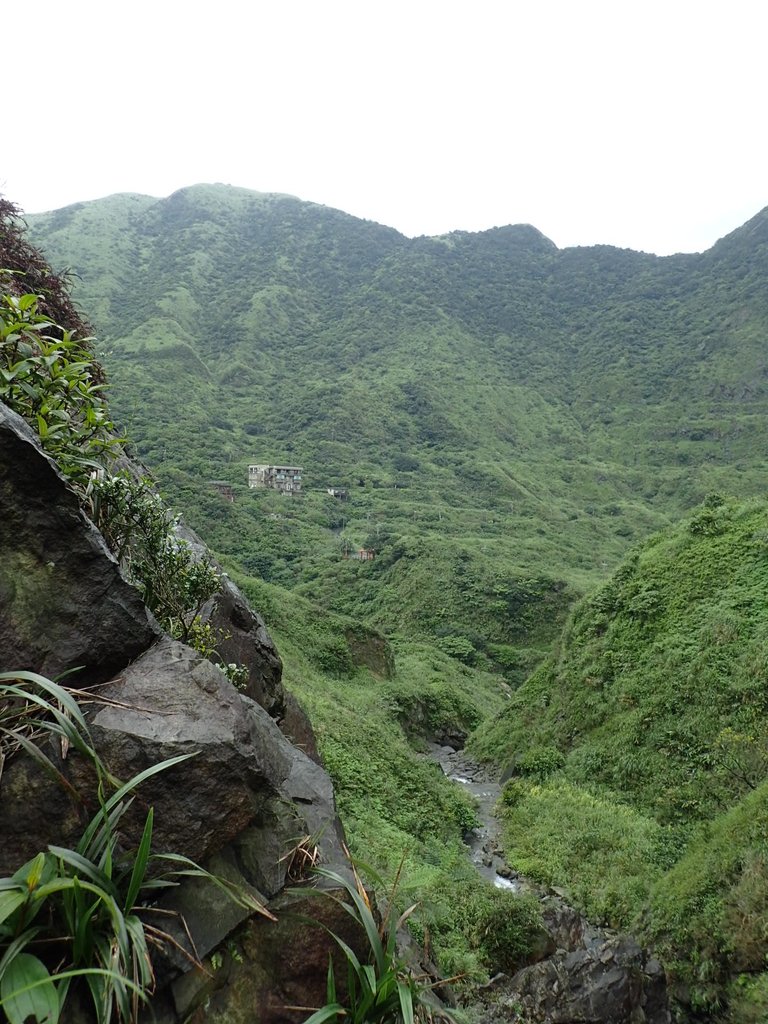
[[231, 569, 538, 979], [1, 200, 550, 996], [0, 285, 119, 488], [25, 187, 768, 680], [20, 187, 768, 1018], [473, 497, 768, 1018]]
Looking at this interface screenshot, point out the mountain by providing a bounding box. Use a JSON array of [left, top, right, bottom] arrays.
[[0, 202, 536, 1008], [24, 185, 768, 672]]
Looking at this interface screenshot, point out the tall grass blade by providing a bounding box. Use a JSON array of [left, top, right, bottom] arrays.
[[0, 929, 40, 977], [0, 726, 82, 803], [47, 847, 117, 898], [124, 808, 153, 913], [79, 799, 131, 862], [397, 980, 416, 1024], [301, 1004, 346, 1024], [313, 867, 385, 973], [153, 853, 277, 919], [78, 753, 194, 855], [325, 954, 337, 1005], [0, 891, 27, 926]]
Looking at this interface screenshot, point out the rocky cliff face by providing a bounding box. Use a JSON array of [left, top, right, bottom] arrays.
[[0, 400, 357, 1022]]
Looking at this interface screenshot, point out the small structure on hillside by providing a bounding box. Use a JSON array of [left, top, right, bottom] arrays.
[[248, 464, 303, 495], [327, 487, 348, 501], [344, 548, 375, 561], [209, 480, 235, 503]]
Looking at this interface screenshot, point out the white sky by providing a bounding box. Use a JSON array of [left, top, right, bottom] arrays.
[[5, 0, 767, 255]]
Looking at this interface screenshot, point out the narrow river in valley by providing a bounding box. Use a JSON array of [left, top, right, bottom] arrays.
[[427, 743, 523, 892], [427, 745, 672, 1024]]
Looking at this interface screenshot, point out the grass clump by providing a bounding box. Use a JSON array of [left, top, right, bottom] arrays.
[[298, 858, 452, 1024], [0, 671, 269, 1024], [497, 779, 666, 927], [416, 872, 544, 980]]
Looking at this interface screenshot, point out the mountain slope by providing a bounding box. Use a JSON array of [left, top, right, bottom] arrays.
[[471, 495, 768, 1019], [22, 185, 768, 1020], [25, 186, 768, 666]]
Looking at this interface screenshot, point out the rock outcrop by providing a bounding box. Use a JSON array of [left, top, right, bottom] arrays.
[[0, 398, 358, 1022], [477, 902, 670, 1024], [507, 936, 669, 1024], [0, 403, 159, 685]]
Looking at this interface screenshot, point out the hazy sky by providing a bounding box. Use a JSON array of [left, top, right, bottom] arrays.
[[6, 0, 767, 254]]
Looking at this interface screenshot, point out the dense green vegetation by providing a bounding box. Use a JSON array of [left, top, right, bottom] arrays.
[[0, 199, 548, 1001], [473, 497, 768, 1018], [25, 186, 768, 669], [232, 568, 543, 978], [19, 187, 768, 1019]]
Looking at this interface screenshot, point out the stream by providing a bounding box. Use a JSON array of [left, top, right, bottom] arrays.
[[427, 744, 672, 1024], [427, 742, 523, 892]]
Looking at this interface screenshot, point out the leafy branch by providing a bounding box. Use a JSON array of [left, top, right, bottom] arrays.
[[0, 284, 121, 491]]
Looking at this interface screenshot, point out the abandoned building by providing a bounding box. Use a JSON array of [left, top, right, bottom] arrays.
[[327, 487, 348, 500], [248, 464, 303, 495]]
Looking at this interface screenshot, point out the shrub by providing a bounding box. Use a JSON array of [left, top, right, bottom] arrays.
[[306, 626, 354, 676], [727, 972, 768, 1024], [0, 286, 120, 490], [514, 745, 566, 781], [500, 779, 528, 808], [90, 473, 220, 641], [435, 635, 476, 664], [462, 886, 543, 973], [382, 680, 481, 742], [646, 781, 768, 1005], [424, 874, 543, 978]]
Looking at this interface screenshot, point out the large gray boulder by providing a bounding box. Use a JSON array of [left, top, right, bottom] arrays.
[[84, 638, 348, 968], [477, 905, 670, 1024], [88, 637, 345, 871], [504, 933, 670, 1024]]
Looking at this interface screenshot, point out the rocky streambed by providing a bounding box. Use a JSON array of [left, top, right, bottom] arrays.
[[428, 743, 672, 1024], [428, 742, 522, 892]]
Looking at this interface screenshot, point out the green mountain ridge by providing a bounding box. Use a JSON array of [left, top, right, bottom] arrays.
[[25, 186, 768, 643]]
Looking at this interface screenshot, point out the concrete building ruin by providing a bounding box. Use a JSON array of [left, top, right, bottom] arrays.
[[248, 464, 303, 495]]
